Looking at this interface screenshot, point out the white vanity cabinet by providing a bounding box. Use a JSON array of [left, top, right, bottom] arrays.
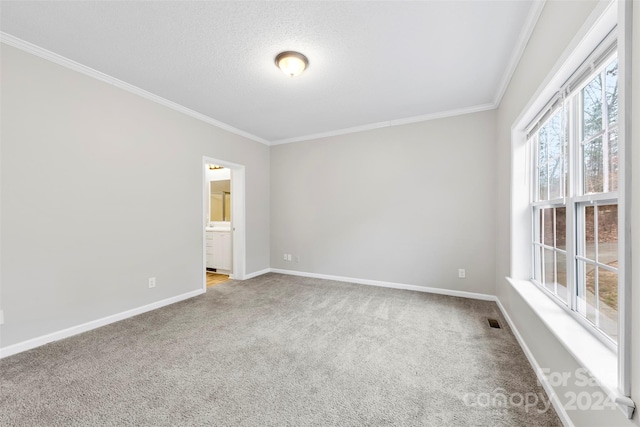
[[206, 231, 215, 269], [206, 228, 231, 271], [212, 231, 232, 270]]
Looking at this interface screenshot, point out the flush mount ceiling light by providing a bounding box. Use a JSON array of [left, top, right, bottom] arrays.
[[275, 51, 309, 77]]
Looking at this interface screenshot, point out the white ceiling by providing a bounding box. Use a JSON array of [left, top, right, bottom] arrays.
[[1, 0, 539, 145]]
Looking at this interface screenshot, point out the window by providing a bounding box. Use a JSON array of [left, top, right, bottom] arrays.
[[529, 52, 619, 346], [513, 4, 633, 415]]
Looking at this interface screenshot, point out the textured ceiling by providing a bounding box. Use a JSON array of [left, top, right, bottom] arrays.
[[1, 1, 538, 144]]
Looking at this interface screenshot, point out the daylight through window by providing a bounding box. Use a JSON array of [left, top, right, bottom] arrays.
[[529, 51, 619, 345]]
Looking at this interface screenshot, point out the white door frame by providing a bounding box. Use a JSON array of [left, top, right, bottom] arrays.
[[202, 156, 246, 290]]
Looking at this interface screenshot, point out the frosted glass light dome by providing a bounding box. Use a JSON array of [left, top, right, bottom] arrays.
[[275, 51, 309, 77]]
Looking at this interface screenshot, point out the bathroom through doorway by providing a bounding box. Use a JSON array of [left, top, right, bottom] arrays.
[[202, 156, 246, 291]]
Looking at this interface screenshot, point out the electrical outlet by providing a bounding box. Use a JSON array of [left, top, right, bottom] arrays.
[[458, 269, 466, 279], [287, 254, 292, 261], [148, 277, 156, 288], [0, 310, 4, 325], [283, 253, 287, 261]]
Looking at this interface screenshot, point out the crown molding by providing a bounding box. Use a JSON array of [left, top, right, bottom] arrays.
[[492, 0, 546, 107], [0, 32, 270, 146], [2, 10, 540, 149], [270, 102, 496, 145]]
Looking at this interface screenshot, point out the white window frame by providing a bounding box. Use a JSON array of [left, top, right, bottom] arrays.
[[529, 53, 620, 349]]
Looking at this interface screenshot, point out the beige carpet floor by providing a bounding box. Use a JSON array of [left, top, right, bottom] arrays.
[[0, 273, 561, 426]]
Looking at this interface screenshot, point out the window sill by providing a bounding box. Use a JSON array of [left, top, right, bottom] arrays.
[[506, 277, 635, 418]]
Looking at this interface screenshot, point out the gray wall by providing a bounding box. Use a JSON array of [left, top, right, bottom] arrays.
[[1, 44, 270, 347], [270, 110, 497, 295], [495, 1, 639, 426]]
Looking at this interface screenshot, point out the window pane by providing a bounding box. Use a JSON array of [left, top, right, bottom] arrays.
[[582, 74, 603, 140], [546, 112, 564, 199], [544, 249, 555, 293], [556, 252, 568, 303], [539, 110, 566, 200], [538, 131, 548, 200], [542, 208, 554, 246], [598, 268, 618, 343], [538, 209, 544, 244], [583, 136, 604, 193], [584, 206, 596, 260], [585, 264, 597, 324], [577, 261, 585, 313], [556, 207, 566, 250], [578, 204, 618, 343], [607, 129, 619, 192], [533, 245, 542, 282], [597, 204, 618, 265], [605, 60, 618, 126]]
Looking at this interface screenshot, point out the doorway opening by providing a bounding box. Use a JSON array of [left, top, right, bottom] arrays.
[[202, 157, 246, 291]]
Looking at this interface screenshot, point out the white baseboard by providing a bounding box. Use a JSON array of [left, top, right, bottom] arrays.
[[0, 288, 205, 359], [270, 268, 496, 301], [494, 298, 573, 427], [243, 268, 271, 280]]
